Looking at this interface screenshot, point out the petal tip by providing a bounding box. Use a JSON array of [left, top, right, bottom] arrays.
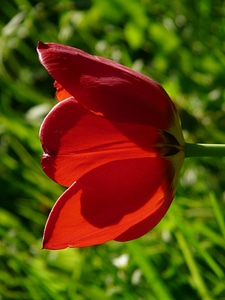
[[37, 40, 48, 50]]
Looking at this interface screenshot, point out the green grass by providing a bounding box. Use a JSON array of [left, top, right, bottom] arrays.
[[0, 0, 225, 299]]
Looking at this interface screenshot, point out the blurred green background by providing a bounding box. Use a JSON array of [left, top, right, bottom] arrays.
[[0, 0, 225, 299]]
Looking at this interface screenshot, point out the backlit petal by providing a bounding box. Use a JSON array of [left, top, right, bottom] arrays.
[[54, 81, 72, 101], [40, 97, 164, 187], [37, 41, 178, 130], [43, 157, 174, 249]]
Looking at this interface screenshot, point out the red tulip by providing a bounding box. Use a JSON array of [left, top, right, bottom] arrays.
[[37, 41, 185, 249]]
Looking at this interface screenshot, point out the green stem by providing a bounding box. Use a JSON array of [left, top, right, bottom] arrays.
[[185, 143, 225, 158]]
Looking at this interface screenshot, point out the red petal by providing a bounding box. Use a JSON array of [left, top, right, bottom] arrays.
[[115, 212, 167, 241], [40, 97, 164, 187], [37, 41, 177, 129], [54, 81, 72, 101], [43, 157, 174, 249]]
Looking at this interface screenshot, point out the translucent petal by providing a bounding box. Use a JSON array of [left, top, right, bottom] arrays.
[[37, 41, 178, 129], [43, 157, 174, 249], [40, 97, 163, 186]]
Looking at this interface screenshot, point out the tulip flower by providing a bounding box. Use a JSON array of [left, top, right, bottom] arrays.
[[37, 41, 186, 249]]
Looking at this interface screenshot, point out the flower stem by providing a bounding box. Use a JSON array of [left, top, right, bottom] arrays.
[[185, 143, 225, 158]]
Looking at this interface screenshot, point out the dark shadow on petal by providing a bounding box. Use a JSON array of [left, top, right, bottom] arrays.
[[43, 157, 174, 248], [79, 158, 173, 228]]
